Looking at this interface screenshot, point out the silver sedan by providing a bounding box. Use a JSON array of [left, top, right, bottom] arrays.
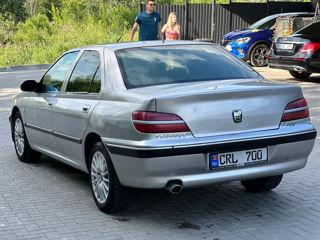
[[9, 41, 317, 213]]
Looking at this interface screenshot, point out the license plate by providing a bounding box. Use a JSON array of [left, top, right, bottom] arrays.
[[278, 43, 293, 50], [209, 148, 268, 169]]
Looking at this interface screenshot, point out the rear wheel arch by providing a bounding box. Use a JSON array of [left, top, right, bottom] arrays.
[[84, 132, 103, 171]]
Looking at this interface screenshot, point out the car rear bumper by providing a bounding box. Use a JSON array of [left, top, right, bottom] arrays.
[[103, 125, 316, 189], [268, 57, 319, 73], [269, 63, 309, 72], [269, 62, 310, 72]]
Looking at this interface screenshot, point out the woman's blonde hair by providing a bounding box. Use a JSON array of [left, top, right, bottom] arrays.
[[166, 12, 179, 32]]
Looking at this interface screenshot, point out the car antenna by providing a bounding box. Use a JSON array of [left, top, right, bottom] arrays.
[[116, 31, 126, 43], [162, 33, 165, 44], [116, 35, 123, 43]]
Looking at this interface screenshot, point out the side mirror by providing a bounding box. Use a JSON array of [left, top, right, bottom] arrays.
[[20, 80, 42, 92]]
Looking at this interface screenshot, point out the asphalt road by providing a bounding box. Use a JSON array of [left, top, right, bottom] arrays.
[[0, 68, 319, 240]]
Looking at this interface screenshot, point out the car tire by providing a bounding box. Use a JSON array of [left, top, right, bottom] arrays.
[[250, 44, 269, 67], [13, 111, 41, 163], [289, 70, 311, 80], [89, 142, 132, 213], [241, 174, 283, 192]]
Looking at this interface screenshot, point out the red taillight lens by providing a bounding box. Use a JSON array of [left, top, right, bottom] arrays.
[[300, 43, 320, 53], [281, 98, 309, 122], [295, 58, 306, 61], [132, 111, 190, 133]]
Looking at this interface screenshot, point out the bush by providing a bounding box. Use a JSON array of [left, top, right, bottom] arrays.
[[60, 0, 87, 22], [0, 1, 138, 67], [0, 14, 16, 45], [13, 14, 56, 43]]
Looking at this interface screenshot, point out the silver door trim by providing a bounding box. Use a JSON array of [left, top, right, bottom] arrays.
[[25, 123, 82, 144], [53, 131, 82, 144], [25, 123, 52, 135]]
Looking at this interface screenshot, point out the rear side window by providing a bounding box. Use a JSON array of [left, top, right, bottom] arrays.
[[66, 50, 101, 93], [42, 51, 79, 92], [116, 45, 261, 89], [90, 66, 101, 93]]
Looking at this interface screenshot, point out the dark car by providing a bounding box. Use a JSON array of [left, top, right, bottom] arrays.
[[221, 12, 314, 67], [268, 21, 320, 79]]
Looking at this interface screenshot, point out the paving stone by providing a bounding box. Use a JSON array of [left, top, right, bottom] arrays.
[[0, 69, 319, 239]]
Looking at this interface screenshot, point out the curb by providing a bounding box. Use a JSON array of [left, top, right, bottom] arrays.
[[0, 64, 51, 72]]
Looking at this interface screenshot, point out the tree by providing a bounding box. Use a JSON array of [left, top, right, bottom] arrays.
[[37, 0, 62, 19], [0, 0, 28, 22]]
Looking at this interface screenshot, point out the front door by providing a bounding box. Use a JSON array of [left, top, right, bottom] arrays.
[[24, 51, 79, 151]]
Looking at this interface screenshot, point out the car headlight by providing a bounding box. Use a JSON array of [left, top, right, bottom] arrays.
[[225, 44, 232, 52], [235, 36, 252, 45]]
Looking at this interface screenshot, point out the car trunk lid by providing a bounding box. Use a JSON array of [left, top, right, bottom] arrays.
[[132, 80, 302, 138], [274, 36, 309, 56]]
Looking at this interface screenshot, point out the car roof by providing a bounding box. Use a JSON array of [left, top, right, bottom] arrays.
[[268, 12, 314, 18], [67, 40, 213, 52]]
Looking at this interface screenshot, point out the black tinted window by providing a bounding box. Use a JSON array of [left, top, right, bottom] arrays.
[[116, 45, 260, 89], [295, 21, 320, 34], [259, 18, 276, 29], [66, 50, 100, 93], [248, 15, 275, 30], [42, 51, 79, 92]]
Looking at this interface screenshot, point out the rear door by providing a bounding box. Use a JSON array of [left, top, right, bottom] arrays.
[[51, 49, 102, 167]]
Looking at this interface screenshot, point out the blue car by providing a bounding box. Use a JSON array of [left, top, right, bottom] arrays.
[[220, 12, 314, 67]]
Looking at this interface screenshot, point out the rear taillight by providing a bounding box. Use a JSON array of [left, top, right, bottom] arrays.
[[132, 111, 190, 133], [281, 98, 309, 122], [300, 43, 320, 53]]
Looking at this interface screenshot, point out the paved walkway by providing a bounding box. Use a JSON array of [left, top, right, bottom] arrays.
[[0, 68, 319, 240]]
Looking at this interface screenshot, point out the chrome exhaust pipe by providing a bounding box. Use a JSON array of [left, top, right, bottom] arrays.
[[165, 181, 183, 194]]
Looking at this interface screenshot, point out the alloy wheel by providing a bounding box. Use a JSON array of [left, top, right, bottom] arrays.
[[14, 118, 25, 157], [252, 45, 269, 66], [91, 151, 110, 204]]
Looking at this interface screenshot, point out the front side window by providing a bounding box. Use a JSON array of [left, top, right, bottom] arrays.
[[116, 45, 261, 89], [258, 18, 276, 30], [42, 51, 79, 92], [248, 16, 276, 30], [66, 50, 100, 93]]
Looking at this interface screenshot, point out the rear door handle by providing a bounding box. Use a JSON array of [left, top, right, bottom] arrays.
[[82, 105, 91, 113], [48, 102, 53, 108]]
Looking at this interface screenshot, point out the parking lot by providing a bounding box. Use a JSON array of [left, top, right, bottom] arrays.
[[0, 67, 319, 240]]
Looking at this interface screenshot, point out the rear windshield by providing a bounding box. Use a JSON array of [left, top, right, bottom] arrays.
[[116, 45, 261, 89]]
